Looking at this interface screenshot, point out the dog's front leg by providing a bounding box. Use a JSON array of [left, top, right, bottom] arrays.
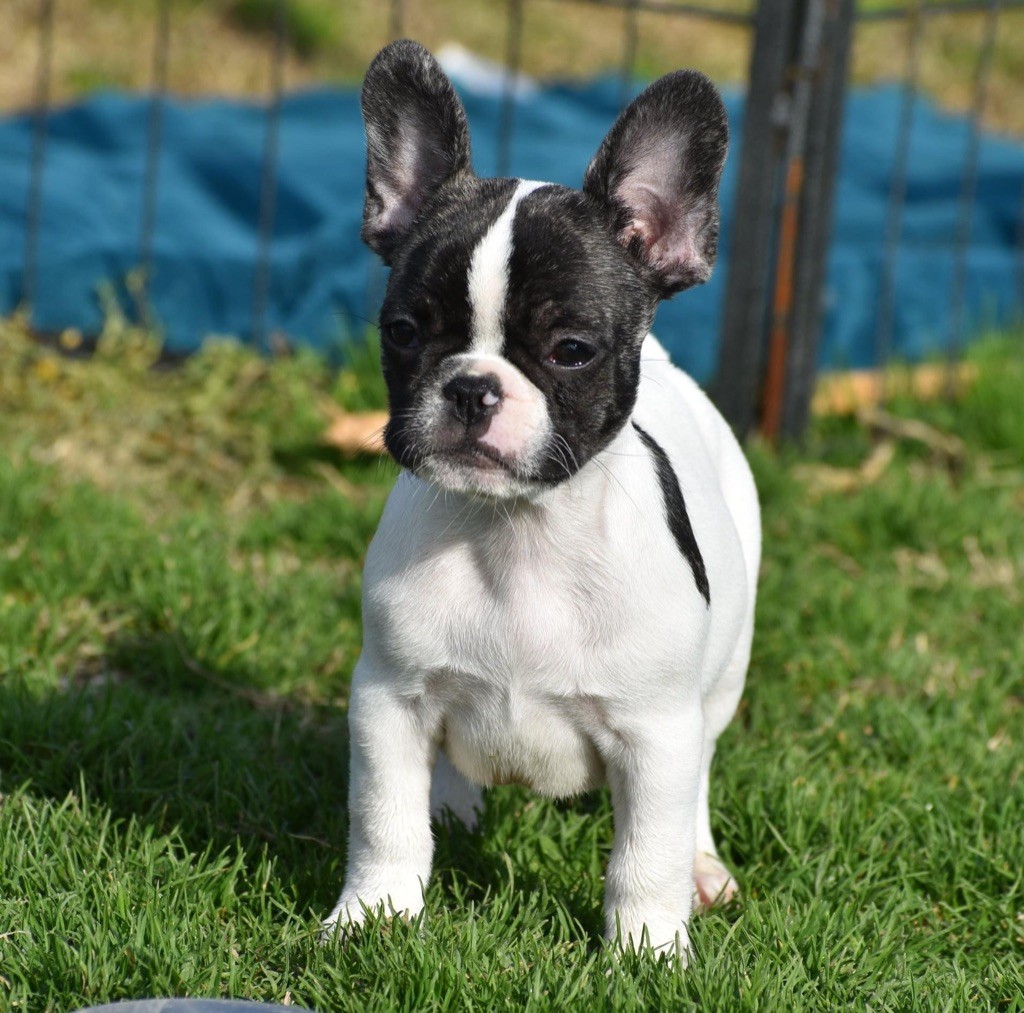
[[322, 667, 435, 938], [602, 702, 704, 964]]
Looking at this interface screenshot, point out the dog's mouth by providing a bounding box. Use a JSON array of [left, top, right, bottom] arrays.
[[437, 444, 510, 472], [415, 439, 544, 498]]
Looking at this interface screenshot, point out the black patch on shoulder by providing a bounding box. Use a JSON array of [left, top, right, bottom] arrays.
[[632, 422, 710, 606]]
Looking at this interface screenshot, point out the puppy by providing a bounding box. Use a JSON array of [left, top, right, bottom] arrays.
[[323, 40, 761, 964]]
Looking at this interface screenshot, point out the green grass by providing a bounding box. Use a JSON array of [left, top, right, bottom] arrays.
[[63, 65, 134, 95], [1, 318, 1023, 1010], [224, 0, 343, 60]]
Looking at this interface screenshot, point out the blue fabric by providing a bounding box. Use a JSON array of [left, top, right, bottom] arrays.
[[0, 80, 1022, 380]]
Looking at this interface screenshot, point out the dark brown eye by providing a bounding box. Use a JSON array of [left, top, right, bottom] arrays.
[[383, 320, 419, 350], [547, 339, 596, 368]]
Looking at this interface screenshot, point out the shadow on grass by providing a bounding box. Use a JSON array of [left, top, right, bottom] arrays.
[[1, 630, 349, 911], [0, 621, 605, 935], [431, 807, 607, 946]]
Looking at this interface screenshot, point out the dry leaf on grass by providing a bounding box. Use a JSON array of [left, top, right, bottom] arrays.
[[794, 440, 897, 496], [812, 363, 978, 417], [322, 409, 388, 455], [857, 406, 965, 464]]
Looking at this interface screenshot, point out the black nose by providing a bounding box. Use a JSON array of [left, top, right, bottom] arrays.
[[442, 374, 502, 427]]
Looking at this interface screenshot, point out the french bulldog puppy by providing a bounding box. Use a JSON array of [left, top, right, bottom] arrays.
[[323, 40, 760, 964]]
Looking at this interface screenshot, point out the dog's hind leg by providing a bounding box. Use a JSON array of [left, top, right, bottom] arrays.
[[693, 622, 752, 911], [430, 749, 483, 830]]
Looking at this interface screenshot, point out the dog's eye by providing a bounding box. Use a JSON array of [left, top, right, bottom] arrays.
[[547, 339, 596, 368], [383, 320, 420, 350]]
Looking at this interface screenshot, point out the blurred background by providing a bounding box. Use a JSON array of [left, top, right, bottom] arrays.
[[1, 0, 1023, 437]]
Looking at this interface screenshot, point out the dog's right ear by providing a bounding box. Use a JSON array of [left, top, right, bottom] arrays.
[[361, 40, 473, 263], [583, 70, 728, 297]]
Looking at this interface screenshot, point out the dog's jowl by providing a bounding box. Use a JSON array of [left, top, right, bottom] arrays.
[[322, 40, 761, 964]]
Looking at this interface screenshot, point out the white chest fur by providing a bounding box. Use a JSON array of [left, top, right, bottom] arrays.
[[362, 473, 700, 795]]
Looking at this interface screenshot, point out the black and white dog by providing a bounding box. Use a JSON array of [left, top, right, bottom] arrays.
[[323, 40, 760, 963]]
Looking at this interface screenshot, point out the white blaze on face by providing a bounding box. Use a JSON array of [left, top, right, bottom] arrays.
[[423, 179, 559, 497], [466, 179, 547, 356]]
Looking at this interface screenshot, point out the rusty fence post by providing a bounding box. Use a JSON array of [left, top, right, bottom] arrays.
[[715, 0, 854, 443], [714, 0, 802, 438], [777, 0, 855, 441]]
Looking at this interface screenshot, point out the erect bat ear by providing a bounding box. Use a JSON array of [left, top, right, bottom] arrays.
[[583, 70, 728, 297], [360, 40, 474, 264]]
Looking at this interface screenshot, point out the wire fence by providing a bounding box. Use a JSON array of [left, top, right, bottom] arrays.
[[6, 0, 1024, 440], [862, 0, 1024, 415]]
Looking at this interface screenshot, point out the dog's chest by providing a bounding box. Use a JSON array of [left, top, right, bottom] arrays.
[[448, 549, 620, 792], [363, 472, 711, 795], [366, 511, 669, 795], [382, 518, 662, 672]]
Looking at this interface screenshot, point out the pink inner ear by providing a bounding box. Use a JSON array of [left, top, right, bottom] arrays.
[[612, 134, 713, 289], [617, 185, 711, 290], [366, 125, 426, 243], [365, 105, 465, 253]]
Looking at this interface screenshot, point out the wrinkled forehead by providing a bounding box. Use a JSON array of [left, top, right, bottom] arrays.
[[385, 178, 618, 339]]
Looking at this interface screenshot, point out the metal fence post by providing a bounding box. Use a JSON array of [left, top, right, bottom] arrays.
[[22, 0, 56, 317], [713, 0, 802, 438], [760, 0, 827, 442], [778, 0, 855, 440], [716, 0, 854, 442], [947, 0, 1001, 380], [496, 0, 525, 178], [251, 0, 287, 352], [138, 0, 172, 325]]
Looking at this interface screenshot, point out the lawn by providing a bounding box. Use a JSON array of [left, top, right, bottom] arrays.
[[1, 316, 1022, 1010], [3, 1, 1024, 134]]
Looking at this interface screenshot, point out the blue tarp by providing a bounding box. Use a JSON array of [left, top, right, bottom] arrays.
[[1, 78, 1022, 381]]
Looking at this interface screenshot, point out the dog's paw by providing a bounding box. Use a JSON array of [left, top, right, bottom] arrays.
[[692, 851, 739, 912], [319, 898, 366, 944], [606, 915, 691, 969], [319, 887, 425, 944]]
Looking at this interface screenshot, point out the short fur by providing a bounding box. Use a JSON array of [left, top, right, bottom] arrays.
[[632, 421, 710, 606], [323, 40, 760, 964]]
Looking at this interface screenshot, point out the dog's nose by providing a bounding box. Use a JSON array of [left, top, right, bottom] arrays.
[[442, 374, 502, 427]]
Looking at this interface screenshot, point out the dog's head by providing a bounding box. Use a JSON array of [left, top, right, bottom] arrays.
[[362, 40, 727, 498]]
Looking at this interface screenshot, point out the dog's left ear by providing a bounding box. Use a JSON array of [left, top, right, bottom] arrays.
[[361, 40, 474, 263], [583, 71, 728, 297]]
